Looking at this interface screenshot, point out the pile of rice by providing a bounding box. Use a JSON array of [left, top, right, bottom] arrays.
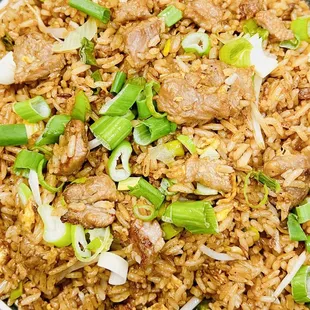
[[1, 0, 310, 309]]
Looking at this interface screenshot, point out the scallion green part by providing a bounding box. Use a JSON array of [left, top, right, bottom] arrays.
[[133, 116, 174, 146], [1, 33, 14, 51], [69, 0, 111, 23], [90, 116, 132, 150], [242, 19, 269, 40], [280, 36, 301, 50], [177, 135, 197, 154], [133, 204, 157, 221], [161, 222, 183, 240], [162, 200, 218, 234], [80, 37, 97, 66], [110, 71, 126, 94], [159, 178, 176, 196], [123, 110, 136, 121], [18, 183, 32, 206], [292, 265, 310, 303], [158, 5, 182, 27], [182, 32, 211, 56], [9, 282, 23, 302], [291, 17, 310, 42], [71, 90, 91, 122], [35, 115, 71, 146], [296, 202, 310, 224], [306, 236, 310, 253], [0, 124, 28, 146], [13, 96, 51, 123], [91, 70, 102, 94], [137, 98, 151, 119], [288, 213, 307, 241], [195, 300, 211, 310], [144, 81, 166, 118]]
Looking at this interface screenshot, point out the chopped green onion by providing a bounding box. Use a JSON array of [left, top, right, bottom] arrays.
[[69, 0, 111, 23], [30, 146, 53, 157], [306, 236, 310, 253], [9, 282, 23, 302], [219, 38, 252, 68], [133, 204, 156, 221], [252, 171, 281, 193], [80, 37, 97, 66], [291, 17, 310, 42], [107, 140, 132, 182], [242, 19, 269, 40], [133, 116, 174, 146], [137, 98, 152, 119], [13, 150, 46, 177], [71, 225, 112, 262], [91, 69, 102, 94], [161, 222, 183, 240], [280, 36, 301, 50], [1, 33, 14, 51], [71, 90, 91, 122], [162, 201, 218, 234], [110, 71, 126, 94], [0, 124, 28, 146], [35, 115, 71, 146], [149, 140, 184, 165], [296, 202, 310, 224], [182, 32, 211, 56], [118, 177, 141, 191], [100, 79, 144, 116], [18, 183, 32, 206], [195, 299, 211, 310], [288, 213, 307, 241], [123, 110, 136, 121], [292, 265, 310, 303], [159, 178, 176, 196], [177, 135, 196, 154], [71, 177, 87, 184], [37, 159, 64, 193], [38, 204, 72, 247], [13, 96, 51, 123], [90, 116, 132, 150], [158, 5, 182, 27], [144, 81, 166, 118]]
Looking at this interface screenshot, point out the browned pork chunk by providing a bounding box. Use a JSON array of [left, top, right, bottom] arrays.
[[124, 18, 161, 68], [129, 220, 165, 265], [239, 0, 263, 18], [184, 0, 224, 31], [263, 154, 310, 177], [61, 176, 117, 229], [13, 32, 65, 84], [255, 11, 294, 42], [114, 0, 150, 23], [283, 186, 309, 207]]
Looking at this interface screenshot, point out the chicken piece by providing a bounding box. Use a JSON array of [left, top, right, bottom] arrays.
[[63, 175, 117, 204], [239, 0, 263, 18], [184, 0, 224, 31], [114, 0, 150, 23], [48, 120, 88, 176], [124, 18, 162, 68], [61, 175, 117, 229], [13, 32, 65, 84], [299, 88, 310, 100], [263, 154, 310, 177], [255, 11, 294, 42], [129, 220, 165, 265]]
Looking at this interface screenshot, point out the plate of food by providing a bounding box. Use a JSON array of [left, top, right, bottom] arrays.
[[1, 0, 310, 309]]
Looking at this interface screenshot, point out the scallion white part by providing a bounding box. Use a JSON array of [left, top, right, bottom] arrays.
[[0, 52, 16, 85], [88, 138, 102, 150], [98, 252, 129, 285], [200, 245, 236, 261], [28, 169, 42, 206], [180, 297, 202, 310], [194, 183, 218, 196]]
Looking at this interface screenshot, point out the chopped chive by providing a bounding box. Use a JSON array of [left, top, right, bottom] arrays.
[[110, 71, 126, 94]]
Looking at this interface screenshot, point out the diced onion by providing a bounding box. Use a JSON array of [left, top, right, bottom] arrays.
[[200, 244, 236, 261], [28, 169, 42, 206], [0, 52, 16, 85], [98, 252, 129, 285], [180, 297, 202, 310]]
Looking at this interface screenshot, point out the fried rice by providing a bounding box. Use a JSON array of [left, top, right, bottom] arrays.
[[1, 0, 310, 309]]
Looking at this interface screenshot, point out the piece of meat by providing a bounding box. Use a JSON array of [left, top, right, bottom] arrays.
[[284, 186, 309, 207], [63, 175, 117, 204], [184, 0, 224, 31], [124, 18, 161, 68], [255, 11, 294, 42], [184, 157, 233, 192], [299, 88, 310, 100], [239, 0, 263, 18], [263, 154, 310, 177], [114, 0, 150, 24], [129, 220, 165, 265], [13, 32, 65, 84], [61, 201, 115, 229], [48, 120, 88, 176]]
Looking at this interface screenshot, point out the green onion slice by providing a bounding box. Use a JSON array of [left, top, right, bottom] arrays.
[[80, 37, 97, 66], [107, 140, 132, 182], [38, 204, 72, 247], [133, 117, 174, 146], [69, 0, 111, 23], [242, 19, 269, 41], [306, 236, 310, 253], [90, 116, 132, 150], [149, 140, 184, 165], [291, 17, 310, 42], [296, 202, 310, 224], [161, 222, 183, 240], [292, 265, 310, 303], [91, 69, 102, 94], [280, 36, 301, 50], [177, 135, 197, 154], [133, 204, 157, 221], [144, 81, 166, 118], [9, 282, 23, 302], [123, 110, 136, 121], [158, 5, 182, 27], [71, 90, 91, 122], [35, 115, 71, 146], [162, 200, 218, 234], [159, 178, 176, 196], [1, 33, 14, 51], [110, 71, 126, 94], [182, 32, 211, 56], [18, 183, 32, 206], [288, 213, 307, 241], [136, 98, 151, 120], [13, 96, 51, 123], [118, 177, 141, 191], [0, 124, 28, 146]]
